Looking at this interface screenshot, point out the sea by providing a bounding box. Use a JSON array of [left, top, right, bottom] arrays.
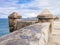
[[0, 18, 9, 36], [0, 18, 37, 37]]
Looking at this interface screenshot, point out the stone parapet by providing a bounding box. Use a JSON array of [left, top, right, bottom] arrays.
[[0, 23, 50, 45]]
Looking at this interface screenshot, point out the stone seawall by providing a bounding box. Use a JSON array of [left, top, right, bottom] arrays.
[[9, 18, 37, 32], [0, 23, 50, 45], [8, 12, 38, 32]]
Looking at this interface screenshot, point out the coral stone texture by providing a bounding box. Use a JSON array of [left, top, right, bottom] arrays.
[[48, 21, 60, 45], [0, 23, 50, 45]]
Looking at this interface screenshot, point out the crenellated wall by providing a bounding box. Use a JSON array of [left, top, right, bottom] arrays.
[[8, 12, 53, 33], [0, 12, 53, 45], [0, 23, 50, 45], [8, 12, 38, 32]]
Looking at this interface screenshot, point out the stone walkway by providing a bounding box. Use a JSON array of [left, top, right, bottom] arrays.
[[48, 22, 60, 45], [48, 30, 60, 45]]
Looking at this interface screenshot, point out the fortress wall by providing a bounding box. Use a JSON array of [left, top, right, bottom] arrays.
[[0, 23, 50, 45], [8, 12, 38, 32], [39, 23, 50, 45], [15, 20, 38, 30], [9, 18, 38, 32]]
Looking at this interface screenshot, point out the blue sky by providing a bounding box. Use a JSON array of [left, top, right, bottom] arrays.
[[0, 0, 60, 18]]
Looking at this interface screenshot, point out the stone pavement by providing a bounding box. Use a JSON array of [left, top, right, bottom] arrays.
[[48, 30, 60, 45], [48, 21, 60, 45]]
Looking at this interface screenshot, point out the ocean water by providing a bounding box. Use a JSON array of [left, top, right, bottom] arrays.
[[0, 18, 37, 37], [0, 18, 9, 36]]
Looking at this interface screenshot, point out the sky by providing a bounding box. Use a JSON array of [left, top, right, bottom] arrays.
[[0, 0, 60, 18]]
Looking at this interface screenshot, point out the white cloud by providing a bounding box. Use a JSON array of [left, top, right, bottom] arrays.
[[0, 0, 60, 18]]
